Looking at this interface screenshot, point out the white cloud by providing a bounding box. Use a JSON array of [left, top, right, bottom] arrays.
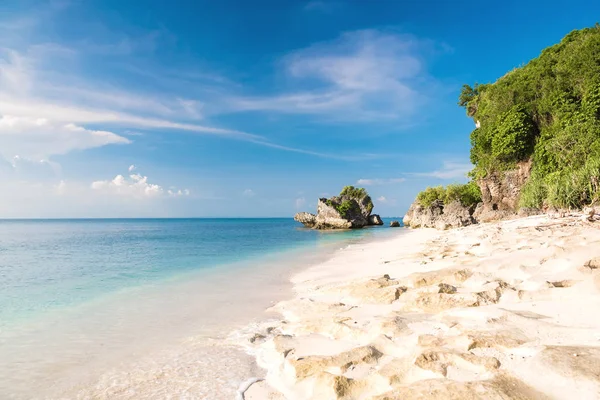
[[128, 164, 136, 172], [228, 30, 439, 121], [356, 178, 406, 186], [377, 196, 387, 203], [168, 188, 190, 197], [409, 162, 472, 180], [0, 115, 129, 160], [242, 189, 255, 197], [91, 167, 189, 199]]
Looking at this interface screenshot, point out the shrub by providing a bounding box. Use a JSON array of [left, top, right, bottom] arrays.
[[417, 182, 482, 208], [339, 185, 373, 214], [416, 186, 446, 207], [336, 200, 361, 219], [444, 182, 482, 207], [460, 24, 600, 209]]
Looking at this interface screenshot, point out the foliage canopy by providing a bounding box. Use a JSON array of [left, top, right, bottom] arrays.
[[461, 25, 600, 208], [416, 182, 481, 208]]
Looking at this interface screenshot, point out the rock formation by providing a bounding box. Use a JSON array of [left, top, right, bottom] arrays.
[[368, 214, 383, 225], [294, 186, 383, 230], [403, 161, 538, 230], [293, 212, 317, 228], [390, 221, 400, 227], [474, 160, 532, 222], [403, 200, 476, 230]]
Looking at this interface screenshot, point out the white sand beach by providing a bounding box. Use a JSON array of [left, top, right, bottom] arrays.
[[241, 214, 600, 399]]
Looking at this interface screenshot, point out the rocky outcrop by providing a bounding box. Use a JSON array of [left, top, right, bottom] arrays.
[[293, 212, 317, 228], [474, 160, 532, 222], [315, 198, 365, 229], [390, 221, 400, 227], [295, 187, 383, 230], [368, 214, 383, 225], [403, 200, 476, 230]]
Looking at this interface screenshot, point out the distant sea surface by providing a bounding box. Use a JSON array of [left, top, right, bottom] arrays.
[[0, 218, 399, 398]]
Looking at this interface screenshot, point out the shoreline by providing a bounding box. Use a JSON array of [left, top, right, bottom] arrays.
[[0, 223, 396, 399], [241, 214, 600, 399]]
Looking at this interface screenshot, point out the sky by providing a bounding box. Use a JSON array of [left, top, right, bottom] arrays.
[[1, 0, 599, 218]]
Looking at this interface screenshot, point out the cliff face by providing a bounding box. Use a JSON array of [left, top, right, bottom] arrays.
[[404, 161, 535, 229], [403, 200, 476, 230], [474, 160, 532, 222]]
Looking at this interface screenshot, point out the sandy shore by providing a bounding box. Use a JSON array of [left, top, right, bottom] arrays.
[[240, 214, 600, 399]]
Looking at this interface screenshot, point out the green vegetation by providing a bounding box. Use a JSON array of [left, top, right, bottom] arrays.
[[336, 200, 362, 219], [326, 186, 374, 218], [339, 185, 374, 214], [460, 25, 600, 208], [416, 182, 482, 208]]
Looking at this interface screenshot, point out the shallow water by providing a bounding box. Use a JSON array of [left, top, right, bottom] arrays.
[[0, 218, 398, 398]]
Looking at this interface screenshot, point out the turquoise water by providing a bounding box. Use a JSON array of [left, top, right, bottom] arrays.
[[0, 218, 398, 398], [0, 218, 390, 329]]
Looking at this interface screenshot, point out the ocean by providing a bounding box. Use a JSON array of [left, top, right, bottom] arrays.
[[0, 218, 399, 398]]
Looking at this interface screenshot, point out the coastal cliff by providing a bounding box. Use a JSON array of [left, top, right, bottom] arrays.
[[406, 25, 600, 229]]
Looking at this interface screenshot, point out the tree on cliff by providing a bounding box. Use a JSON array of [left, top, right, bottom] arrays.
[[460, 24, 600, 209]]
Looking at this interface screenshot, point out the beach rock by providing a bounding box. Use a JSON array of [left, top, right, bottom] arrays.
[[294, 186, 377, 230], [414, 350, 500, 377], [583, 257, 600, 271], [317, 198, 370, 229], [294, 212, 317, 228], [583, 206, 600, 222], [335, 275, 407, 304], [368, 214, 384, 225], [466, 330, 529, 350], [289, 346, 383, 379], [475, 160, 532, 222], [390, 220, 400, 227], [438, 283, 457, 294], [410, 292, 480, 312], [403, 200, 476, 230], [407, 268, 472, 288]]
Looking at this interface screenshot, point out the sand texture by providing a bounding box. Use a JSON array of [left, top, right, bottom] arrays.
[[241, 214, 600, 399]]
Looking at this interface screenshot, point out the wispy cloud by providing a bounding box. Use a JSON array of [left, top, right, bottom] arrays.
[[0, 115, 129, 160], [408, 161, 473, 180], [0, 41, 375, 162], [226, 29, 441, 121], [356, 178, 406, 186]]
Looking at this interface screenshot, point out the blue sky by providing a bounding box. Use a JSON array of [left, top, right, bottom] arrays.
[[1, 0, 599, 218]]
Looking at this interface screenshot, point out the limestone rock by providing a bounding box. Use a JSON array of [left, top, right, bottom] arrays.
[[475, 160, 532, 222], [368, 214, 384, 225], [584, 257, 600, 270], [403, 200, 476, 230], [414, 350, 500, 377], [289, 345, 383, 379], [438, 283, 457, 294], [293, 212, 317, 228], [295, 193, 373, 229], [313, 198, 358, 229], [390, 220, 401, 227], [335, 275, 407, 304]]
